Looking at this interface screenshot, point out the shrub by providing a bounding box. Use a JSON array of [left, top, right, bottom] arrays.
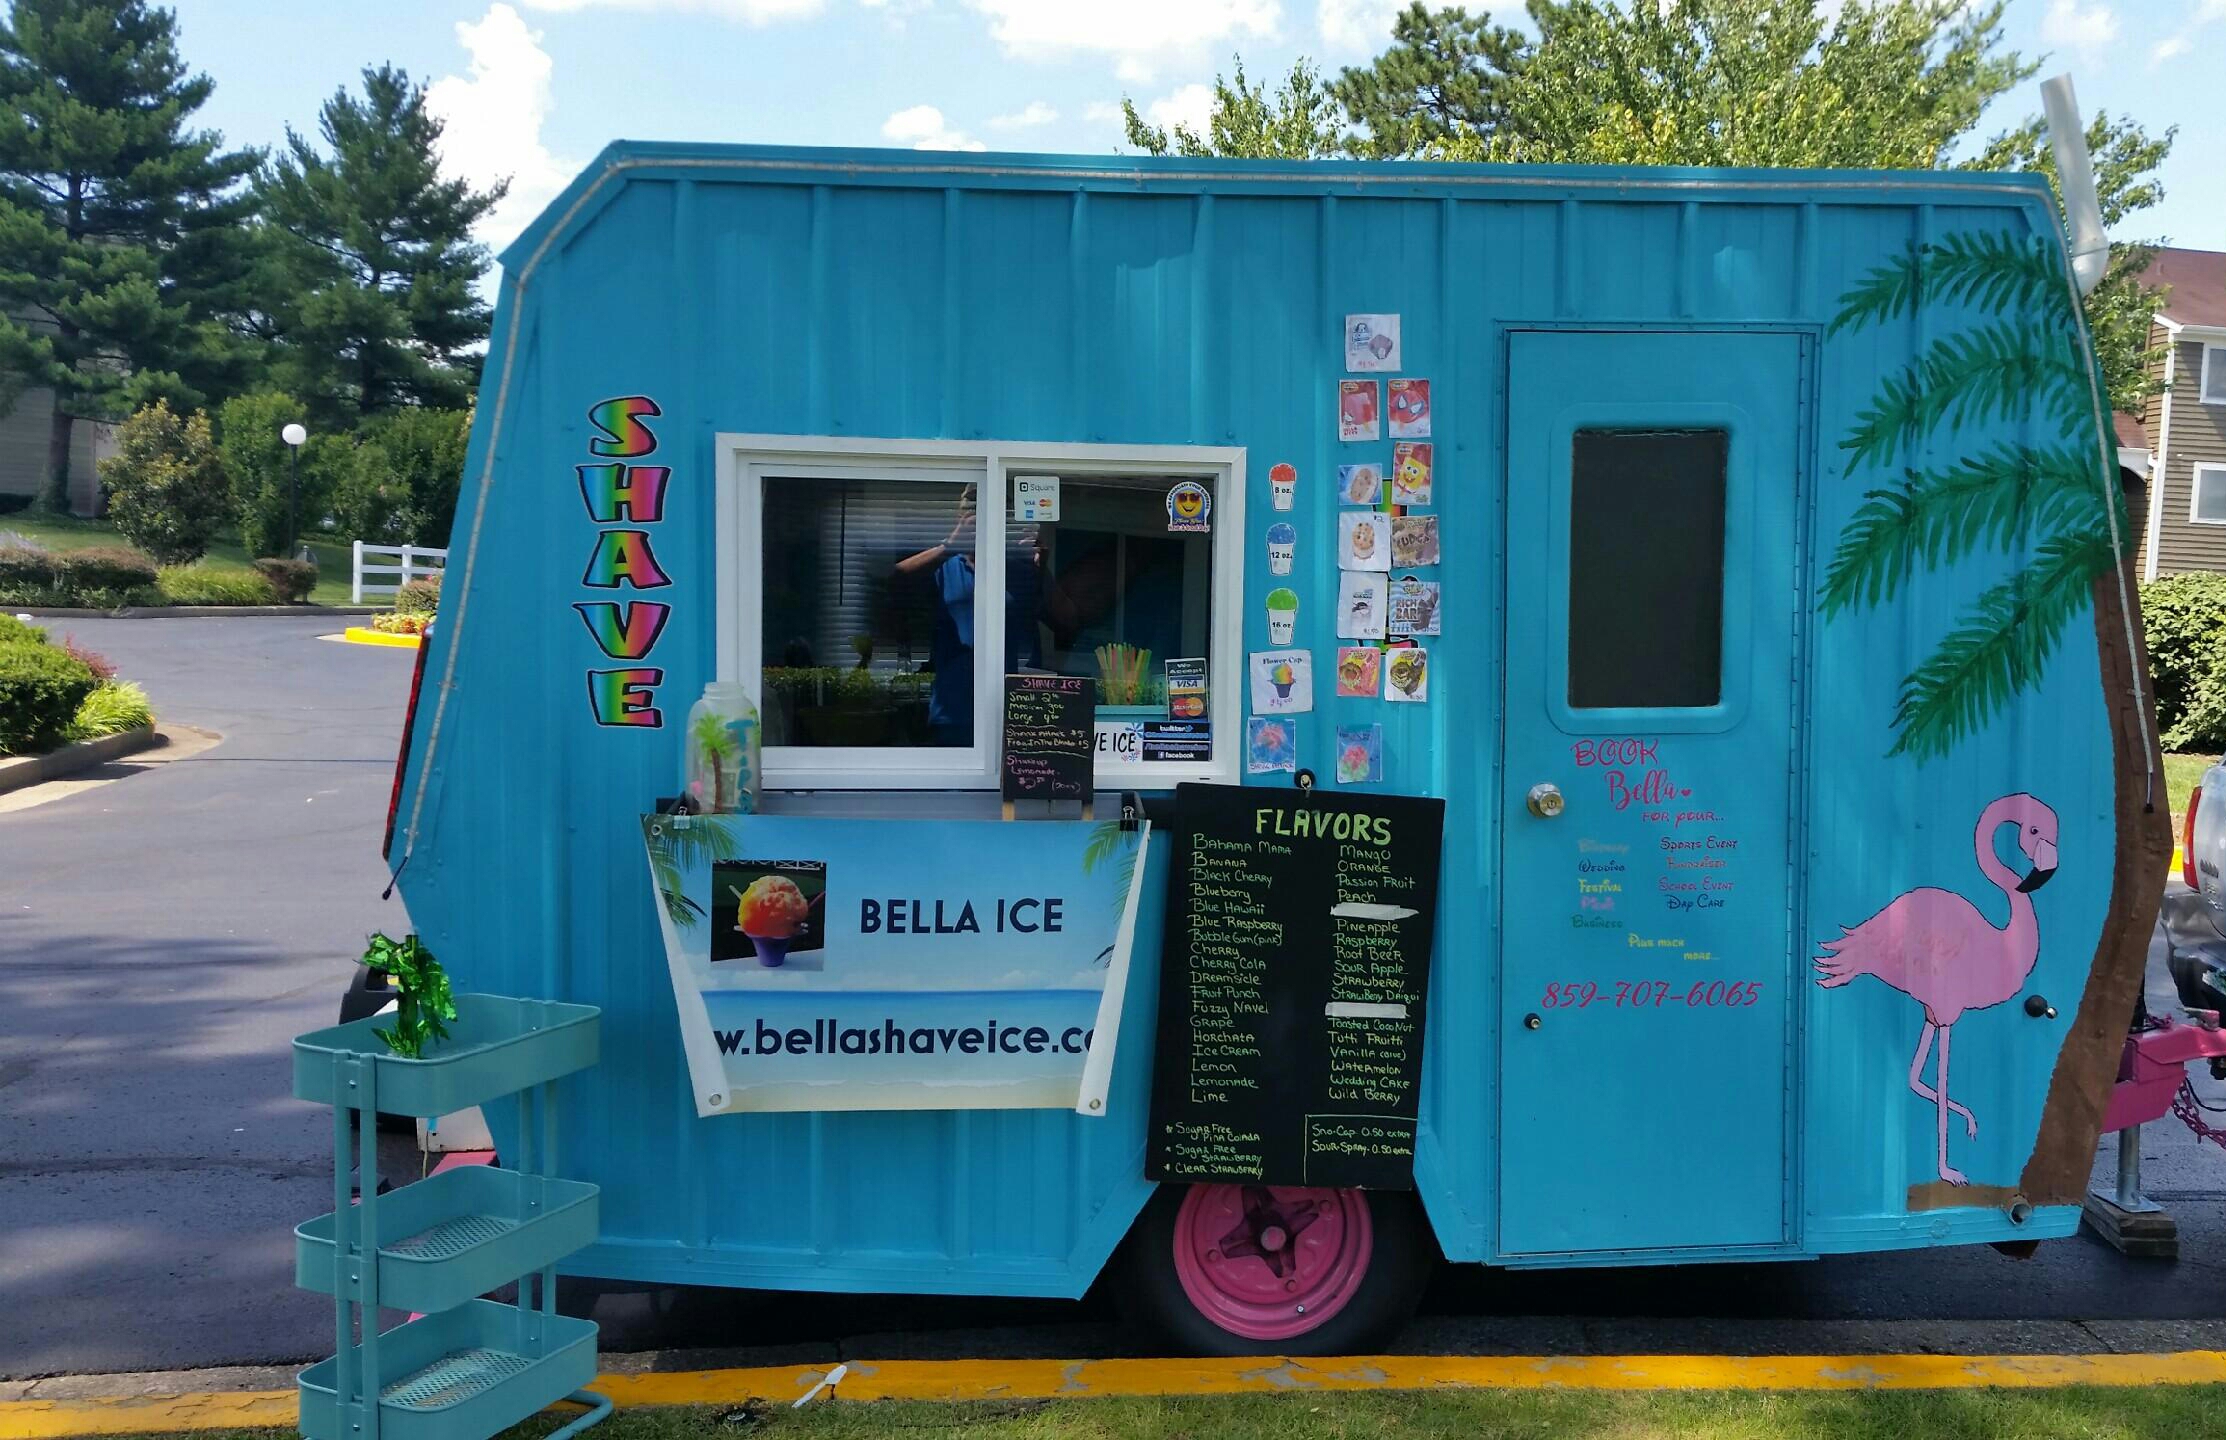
[[393, 573, 441, 615], [0, 643, 98, 755], [218, 391, 323, 558], [0, 542, 60, 603], [371, 611, 429, 635], [68, 680, 153, 741], [2141, 572, 2226, 752], [359, 408, 470, 545], [59, 635, 115, 680], [98, 401, 233, 565], [325, 437, 424, 546], [156, 564, 281, 606], [0, 612, 45, 646], [253, 557, 318, 604], [60, 545, 159, 590]]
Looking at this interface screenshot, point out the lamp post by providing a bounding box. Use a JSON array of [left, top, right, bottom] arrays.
[[281, 423, 308, 557]]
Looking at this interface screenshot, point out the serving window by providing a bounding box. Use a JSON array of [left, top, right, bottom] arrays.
[[721, 438, 1245, 791]]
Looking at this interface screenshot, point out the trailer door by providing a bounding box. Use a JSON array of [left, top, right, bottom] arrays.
[[1498, 329, 1806, 1258]]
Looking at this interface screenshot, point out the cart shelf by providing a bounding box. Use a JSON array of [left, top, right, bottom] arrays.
[[296, 1166, 600, 1315], [293, 994, 598, 1117], [297, 1301, 599, 1440]]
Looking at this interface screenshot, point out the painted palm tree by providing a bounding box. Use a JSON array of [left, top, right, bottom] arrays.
[[1825, 228, 2171, 1211], [690, 711, 742, 813], [644, 815, 741, 931]]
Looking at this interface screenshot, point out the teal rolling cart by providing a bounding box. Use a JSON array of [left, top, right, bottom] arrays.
[[292, 995, 607, 1440]]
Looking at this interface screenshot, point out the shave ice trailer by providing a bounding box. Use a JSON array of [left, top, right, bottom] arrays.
[[389, 135, 2172, 1354]]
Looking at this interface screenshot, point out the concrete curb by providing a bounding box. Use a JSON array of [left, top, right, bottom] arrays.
[[7, 1349, 2226, 1436], [338, 626, 422, 649], [0, 726, 162, 796], [7, 606, 377, 619]]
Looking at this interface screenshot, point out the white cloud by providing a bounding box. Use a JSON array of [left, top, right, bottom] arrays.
[[987, 100, 1058, 129], [2152, 0, 2226, 65], [882, 104, 987, 151], [426, 4, 572, 252], [523, 0, 825, 19], [1317, 0, 1399, 52], [2039, 0, 2118, 51], [1081, 99, 1125, 128], [1141, 83, 1215, 141], [2153, 33, 2191, 62], [964, 0, 1280, 83]]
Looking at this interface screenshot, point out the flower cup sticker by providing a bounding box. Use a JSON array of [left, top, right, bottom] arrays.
[[1270, 462, 1298, 511], [1250, 649, 1313, 713], [1391, 442, 1433, 505], [1338, 380, 1380, 441], [1265, 587, 1300, 644], [1336, 723, 1384, 783], [1337, 571, 1386, 639], [1335, 646, 1382, 697], [1166, 480, 1211, 532], [1266, 522, 1298, 576], [1392, 513, 1440, 567], [1386, 646, 1430, 703], [712, 860, 828, 969], [1247, 715, 1297, 773], [1338, 463, 1383, 505], [1339, 510, 1392, 572], [1388, 378, 1431, 439]]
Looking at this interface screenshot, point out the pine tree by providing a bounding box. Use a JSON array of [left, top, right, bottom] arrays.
[[1330, 3, 1527, 158], [255, 64, 503, 422], [0, 0, 259, 512]]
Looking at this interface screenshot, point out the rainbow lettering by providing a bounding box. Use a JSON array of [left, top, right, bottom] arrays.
[[587, 668, 665, 727], [586, 396, 661, 458], [574, 600, 672, 660], [582, 528, 672, 590], [577, 464, 670, 524]]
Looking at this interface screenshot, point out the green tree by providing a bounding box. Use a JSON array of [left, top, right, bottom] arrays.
[[98, 398, 230, 563], [0, 0, 259, 512], [254, 64, 501, 423], [1331, 3, 1527, 158], [1123, 57, 1344, 160], [358, 405, 470, 544], [217, 389, 320, 558]]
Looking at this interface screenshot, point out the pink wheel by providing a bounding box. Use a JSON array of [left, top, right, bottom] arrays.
[[1169, 1184, 1375, 1342]]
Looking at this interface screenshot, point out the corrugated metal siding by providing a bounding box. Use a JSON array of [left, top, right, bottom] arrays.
[[2153, 336, 2226, 575], [399, 147, 2123, 1291]]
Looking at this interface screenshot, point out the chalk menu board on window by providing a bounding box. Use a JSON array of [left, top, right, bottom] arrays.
[[1000, 673, 1092, 802], [1148, 782, 1445, 1188]]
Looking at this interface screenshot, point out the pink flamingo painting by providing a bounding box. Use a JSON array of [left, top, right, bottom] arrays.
[[1814, 793, 2059, 1185]]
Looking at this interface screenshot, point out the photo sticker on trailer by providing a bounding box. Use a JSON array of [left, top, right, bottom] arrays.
[[1338, 380, 1380, 441], [1166, 480, 1211, 532], [1344, 313, 1401, 372]]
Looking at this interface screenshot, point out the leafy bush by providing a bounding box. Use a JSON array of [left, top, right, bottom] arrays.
[[68, 680, 153, 741], [218, 391, 323, 558], [0, 643, 98, 755], [156, 564, 281, 606], [59, 635, 115, 680], [358, 408, 470, 545], [98, 401, 234, 565], [324, 437, 424, 545], [393, 573, 441, 614], [0, 612, 45, 646], [253, 557, 317, 603], [2141, 573, 2226, 753], [0, 542, 159, 607], [61, 545, 159, 591], [370, 610, 429, 635], [0, 542, 62, 604]]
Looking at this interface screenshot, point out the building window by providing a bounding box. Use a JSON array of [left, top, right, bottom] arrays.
[[2204, 344, 2226, 406], [2193, 463, 2226, 526], [724, 440, 1244, 790], [1566, 428, 1728, 709]]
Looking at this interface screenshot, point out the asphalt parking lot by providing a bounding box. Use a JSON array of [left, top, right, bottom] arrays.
[[4, 615, 2225, 1380]]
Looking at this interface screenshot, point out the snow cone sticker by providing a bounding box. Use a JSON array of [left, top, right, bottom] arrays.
[[1266, 587, 1300, 644], [1166, 480, 1211, 532], [713, 860, 827, 969], [1266, 522, 1297, 575], [1269, 462, 1298, 511]]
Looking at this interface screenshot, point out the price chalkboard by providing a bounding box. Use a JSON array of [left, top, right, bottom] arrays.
[[1001, 674, 1092, 803], [1148, 782, 1445, 1188]]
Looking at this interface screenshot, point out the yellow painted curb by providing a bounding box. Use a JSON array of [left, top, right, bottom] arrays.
[[9, 1351, 2226, 1437], [338, 627, 421, 649]]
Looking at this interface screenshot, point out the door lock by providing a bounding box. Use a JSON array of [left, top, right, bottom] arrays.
[[1523, 1013, 1542, 1031], [1526, 783, 1565, 819]]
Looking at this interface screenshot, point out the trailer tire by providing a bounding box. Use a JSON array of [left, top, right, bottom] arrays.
[[1115, 1183, 1431, 1357]]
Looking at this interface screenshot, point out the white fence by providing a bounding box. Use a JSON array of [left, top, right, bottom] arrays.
[[351, 541, 447, 605]]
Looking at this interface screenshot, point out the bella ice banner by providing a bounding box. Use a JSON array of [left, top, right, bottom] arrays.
[[643, 813, 1151, 1115]]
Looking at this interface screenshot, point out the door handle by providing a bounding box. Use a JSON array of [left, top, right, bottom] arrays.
[[1526, 783, 1565, 819]]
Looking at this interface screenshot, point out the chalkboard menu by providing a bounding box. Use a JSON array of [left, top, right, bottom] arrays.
[[1148, 782, 1446, 1188], [1001, 673, 1092, 802]]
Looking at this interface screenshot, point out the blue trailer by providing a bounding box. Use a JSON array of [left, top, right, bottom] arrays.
[[389, 139, 2171, 1354]]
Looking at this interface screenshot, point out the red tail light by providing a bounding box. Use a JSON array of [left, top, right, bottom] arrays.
[[384, 629, 433, 862], [2185, 783, 2203, 890]]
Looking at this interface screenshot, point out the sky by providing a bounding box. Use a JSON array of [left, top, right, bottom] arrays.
[[168, 0, 2225, 260]]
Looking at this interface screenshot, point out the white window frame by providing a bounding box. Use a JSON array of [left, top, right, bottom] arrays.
[[717, 434, 1246, 791], [2203, 344, 2226, 406], [2192, 462, 2226, 528]]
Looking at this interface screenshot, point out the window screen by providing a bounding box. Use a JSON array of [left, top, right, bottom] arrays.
[[1566, 429, 1727, 709]]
